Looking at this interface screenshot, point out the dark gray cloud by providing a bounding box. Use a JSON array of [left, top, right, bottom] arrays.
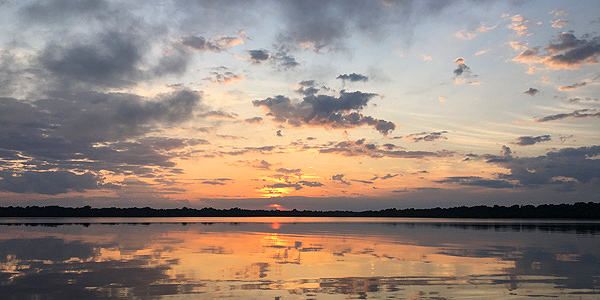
[[545, 32, 600, 67], [380, 174, 399, 180], [264, 182, 303, 190], [0, 89, 202, 194], [316, 139, 452, 159], [513, 32, 600, 69], [535, 109, 600, 122], [247, 49, 300, 70], [298, 180, 324, 187], [263, 179, 323, 190], [404, 131, 448, 142], [524, 88, 539, 96], [513, 135, 551, 146], [453, 57, 475, 77], [253, 90, 395, 136], [22, 0, 109, 24], [181, 30, 245, 52], [275, 168, 301, 174], [493, 146, 600, 188], [39, 31, 147, 88], [181, 36, 222, 52], [501, 145, 512, 157], [0, 170, 104, 195], [296, 80, 329, 96], [434, 176, 514, 189], [274, 0, 443, 52], [248, 50, 271, 64], [332, 174, 351, 185], [336, 73, 368, 82], [273, 49, 300, 70], [276, 130, 283, 137], [467, 146, 600, 192], [244, 117, 263, 124], [200, 178, 233, 186], [352, 179, 374, 184]]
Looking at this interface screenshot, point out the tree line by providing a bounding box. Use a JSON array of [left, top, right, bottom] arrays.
[[0, 202, 598, 219]]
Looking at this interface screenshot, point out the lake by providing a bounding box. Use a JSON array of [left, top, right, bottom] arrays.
[[0, 217, 599, 299]]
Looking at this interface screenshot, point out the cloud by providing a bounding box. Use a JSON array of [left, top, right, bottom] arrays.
[[535, 109, 600, 122], [501, 145, 512, 157], [296, 80, 321, 95], [524, 87, 539, 96], [422, 54, 432, 61], [247, 48, 300, 70], [181, 32, 246, 52], [438, 97, 446, 102], [253, 90, 395, 136], [488, 146, 600, 188], [558, 82, 587, 91], [272, 48, 300, 70], [275, 168, 301, 174], [0, 170, 104, 195], [549, 9, 569, 17], [203, 71, 244, 85], [512, 32, 600, 70], [455, 23, 497, 40], [336, 73, 368, 82], [248, 49, 270, 64], [352, 179, 373, 184], [0, 89, 203, 194], [181, 36, 223, 52], [453, 57, 479, 84], [200, 178, 233, 185], [199, 110, 238, 119], [453, 57, 475, 77], [276, 130, 283, 137], [316, 139, 453, 159], [551, 19, 569, 28], [332, 174, 351, 185], [21, 0, 109, 24], [380, 174, 399, 180], [244, 117, 263, 124], [297, 180, 324, 187], [507, 14, 531, 36], [404, 131, 448, 142], [263, 180, 323, 191], [475, 49, 490, 56], [241, 159, 272, 170], [39, 31, 151, 88], [513, 135, 551, 146], [434, 176, 514, 189]]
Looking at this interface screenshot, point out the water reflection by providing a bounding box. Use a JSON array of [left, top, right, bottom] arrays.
[[0, 218, 599, 299]]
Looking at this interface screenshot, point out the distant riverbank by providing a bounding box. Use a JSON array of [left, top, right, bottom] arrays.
[[0, 202, 599, 219]]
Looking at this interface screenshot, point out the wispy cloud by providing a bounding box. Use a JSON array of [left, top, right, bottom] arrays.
[[535, 109, 600, 122]]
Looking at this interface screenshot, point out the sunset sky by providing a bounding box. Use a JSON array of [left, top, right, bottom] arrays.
[[0, 0, 599, 210]]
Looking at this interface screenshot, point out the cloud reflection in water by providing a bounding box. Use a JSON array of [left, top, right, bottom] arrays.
[[0, 219, 598, 299]]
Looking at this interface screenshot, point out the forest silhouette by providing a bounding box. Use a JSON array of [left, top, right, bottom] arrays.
[[0, 202, 598, 219]]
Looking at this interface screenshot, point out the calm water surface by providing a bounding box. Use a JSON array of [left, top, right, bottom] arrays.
[[0, 217, 599, 299]]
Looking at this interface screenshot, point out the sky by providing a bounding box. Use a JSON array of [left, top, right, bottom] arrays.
[[0, 0, 599, 210]]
